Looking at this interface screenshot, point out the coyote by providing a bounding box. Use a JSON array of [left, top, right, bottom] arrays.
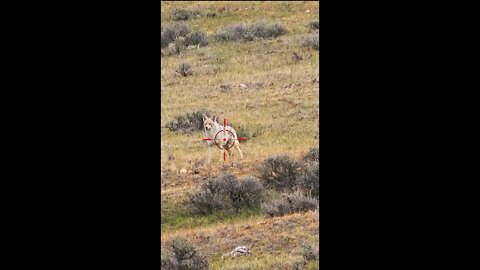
[[203, 114, 243, 161]]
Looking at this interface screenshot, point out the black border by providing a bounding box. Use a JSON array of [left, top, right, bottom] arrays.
[[12, 0, 447, 268]]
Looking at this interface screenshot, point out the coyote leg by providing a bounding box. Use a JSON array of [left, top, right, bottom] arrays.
[[206, 145, 212, 165], [234, 141, 243, 158]]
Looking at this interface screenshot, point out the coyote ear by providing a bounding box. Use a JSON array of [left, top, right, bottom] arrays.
[[202, 114, 207, 121], [213, 116, 217, 122]]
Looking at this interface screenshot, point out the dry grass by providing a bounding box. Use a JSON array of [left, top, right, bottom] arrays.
[[161, 1, 319, 269], [162, 210, 319, 270]]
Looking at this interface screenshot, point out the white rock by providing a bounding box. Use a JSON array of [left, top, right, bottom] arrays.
[[230, 246, 249, 257], [180, 169, 187, 174]]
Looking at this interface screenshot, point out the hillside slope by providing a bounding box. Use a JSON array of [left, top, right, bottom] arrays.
[[161, 1, 319, 269]]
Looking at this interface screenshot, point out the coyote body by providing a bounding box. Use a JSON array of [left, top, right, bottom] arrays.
[[203, 114, 243, 160]]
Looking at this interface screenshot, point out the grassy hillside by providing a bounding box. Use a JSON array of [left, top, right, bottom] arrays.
[[161, 1, 319, 269]]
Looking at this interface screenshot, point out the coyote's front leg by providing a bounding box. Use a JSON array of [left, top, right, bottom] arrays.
[[205, 140, 214, 165]]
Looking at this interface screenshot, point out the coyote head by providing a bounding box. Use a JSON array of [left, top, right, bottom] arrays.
[[202, 114, 217, 131]]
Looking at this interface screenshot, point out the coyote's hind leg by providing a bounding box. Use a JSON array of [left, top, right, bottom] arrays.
[[234, 141, 243, 158]]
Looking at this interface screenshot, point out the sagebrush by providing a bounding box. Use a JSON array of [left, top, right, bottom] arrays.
[[297, 161, 319, 198], [161, 22, 191, 49], [185, 31, 209, 47], [303, 147, 319, 162], [257, 155, 300, 191], [301, 35, 319, 50], [214, 21, 287, 42], [307, 20, 319, 30], [161, 236, 209, 270], [187, 174, 265, 215], [302, 242, 319, 261], [176, 63, 193, 77], [170, 8, 201, 21], [165, 109, 212, 133], [261, 190, 318, 217]]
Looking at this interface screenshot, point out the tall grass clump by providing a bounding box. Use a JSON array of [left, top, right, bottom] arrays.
[[176, 63, 193, 77], [161, 236, 209, 270], [187, 174, 265, 215]]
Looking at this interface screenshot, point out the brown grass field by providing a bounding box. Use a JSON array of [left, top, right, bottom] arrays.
[[161, 1, 319, 269]]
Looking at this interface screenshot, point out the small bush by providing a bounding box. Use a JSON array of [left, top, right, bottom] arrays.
[[165, 109, 212, 133], [302, 242, 319, 261], [187, 188, 232, 215], [302, 35, 319, 50], [257, 155, 300, 191], [187, 174, 265, 215], [161, 236, 209, 270], [229, 124, 261, 143], [173, 23, 191, 38], [170, 8, 201, 21], [161, 28, 176, 49], [205, 11, 217, 18], [261, 196, 292, 217], [185, 31, 209, 47], [307, 20, 319, 30], [234, 176, 265, 209], [249, 21, 288, 39], [297, 161, 319, 198], [176, 63, 193, 77], [293, 260, 307, 270], [261, 190, 318, 217], [303, 147, 319, 162], [214, 24, 251, 42], [161, 23, 191, 49], [214, 21, 287, 42], [167, 42, 181, 55]]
